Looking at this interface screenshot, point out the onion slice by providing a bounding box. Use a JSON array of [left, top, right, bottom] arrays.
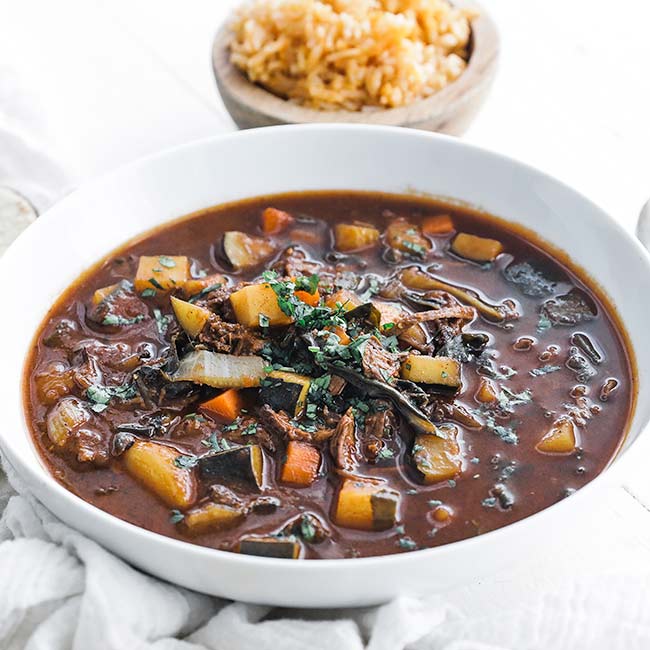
[[171, 350, 266, 388]]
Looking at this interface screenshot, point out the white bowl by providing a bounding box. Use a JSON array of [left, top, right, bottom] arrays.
[[2, 125, 650, 608]]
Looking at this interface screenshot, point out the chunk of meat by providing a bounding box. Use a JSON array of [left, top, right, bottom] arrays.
[[361, 337, 401, 383], [34, 362, 75, 405], [43, 319, 81, 351], [541, 289, 597, 326], [258, 405, 333, 445], [71, 341, 142, 390], [329, 409, 359, 472], [197, 314, 266, 355], [392, 305, 475, 335], [222, 416, 276, 451], [73, 428, 111, 466], [87, 282, 149, 327], [271, 246, 324, 278], [362, 404, 397, 462], [170, 414, 215, 439]]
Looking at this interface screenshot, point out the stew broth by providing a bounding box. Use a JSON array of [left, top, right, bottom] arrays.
[[24, 192, 634, 559]]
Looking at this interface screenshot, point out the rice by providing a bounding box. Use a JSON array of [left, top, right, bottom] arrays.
[[228, 0, 476, 111]]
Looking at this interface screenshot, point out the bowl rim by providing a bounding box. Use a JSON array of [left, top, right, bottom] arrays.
[[3, 123, 650, 575], [211, 1, 499, 126]]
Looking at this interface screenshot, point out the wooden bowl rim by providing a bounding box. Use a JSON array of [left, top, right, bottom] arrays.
[[212, 1, 499, 126]]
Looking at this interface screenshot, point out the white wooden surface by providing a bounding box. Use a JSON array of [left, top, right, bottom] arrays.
[[2, 0, 650, 610]]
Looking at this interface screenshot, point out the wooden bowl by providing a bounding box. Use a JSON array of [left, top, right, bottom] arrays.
[[212, 3, 499, 135]]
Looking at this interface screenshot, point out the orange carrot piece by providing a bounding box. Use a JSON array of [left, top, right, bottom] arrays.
[[326, 325, 350, 345], [261, 207, 294, 235], [200, 389, 243, 421], [422, 215, 454, 236], [294, 289, 320, 306], [280, 441, 321, 487]]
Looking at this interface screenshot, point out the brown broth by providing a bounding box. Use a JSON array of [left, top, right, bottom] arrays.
[[23, 191, 635, 559]]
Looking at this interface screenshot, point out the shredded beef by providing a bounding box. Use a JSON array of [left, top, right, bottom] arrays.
[[361, 337, 401, 383]]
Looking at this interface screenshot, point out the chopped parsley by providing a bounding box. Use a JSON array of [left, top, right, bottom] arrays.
[[377, 447, 395, 459], [397, 536, 417, 550], [174, 454, 199, 470], [86, 383, 137, 411], [188, 283, 223, 303], [158, 256, 176, 268], [169, 509, 185, 524], [299, 515, 317, 542], [537, 313, 552, 333], [102, 314, 144, 327], [141, 288, 157, 298], [529, 365, 561, 377], [153, 309, 172, 335]]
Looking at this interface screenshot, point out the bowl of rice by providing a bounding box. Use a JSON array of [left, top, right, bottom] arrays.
[[212, 0, 498, 134]]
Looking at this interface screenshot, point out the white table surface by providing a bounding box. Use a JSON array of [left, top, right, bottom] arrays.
[[2, 0, 650, 615]]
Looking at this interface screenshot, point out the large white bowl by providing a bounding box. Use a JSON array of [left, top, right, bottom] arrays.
[[2, 125, 649, 607]]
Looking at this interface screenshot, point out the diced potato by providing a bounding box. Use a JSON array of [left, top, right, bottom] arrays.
[[223, 231, 275, 270], [124, 440, 197, 508], [422, 214, 454, 235], [170, 295, 211, 338], [451, 233, 503, 263], [261, 370, 311, 417], [182, 273, 226, 299], [92, 283, 120, 306], [372, 301, 427, 346], [412, 427, 462, 484], [400, 354, 461, 391], [333, 477, 399, 531], [46, 397, 89, 447], [325, 289, 362, 312], [536, 417, 577, 454], [230, 283, 292, 328], [334, 223, 380, 252], [475, 377, 498, 403], [180, 502, 244, 536], [134, 256, 190, 293], [385, 218, 431, 256]]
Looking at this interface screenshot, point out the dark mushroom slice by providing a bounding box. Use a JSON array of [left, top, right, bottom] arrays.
[[238, 536, 301, 559], [318, 361, 440, 438], [198, 444, 264, 490]]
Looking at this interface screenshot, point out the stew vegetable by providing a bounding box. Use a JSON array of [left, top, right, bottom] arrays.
[[24, 192, 634, 559]]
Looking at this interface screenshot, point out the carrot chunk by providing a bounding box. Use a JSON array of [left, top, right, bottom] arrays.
[[200, 388, 243, 422], [422, 214, 454, 235], [280, 441, 321, 487], [261, 207, 294, 235], [294, 288, 320, 306]]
